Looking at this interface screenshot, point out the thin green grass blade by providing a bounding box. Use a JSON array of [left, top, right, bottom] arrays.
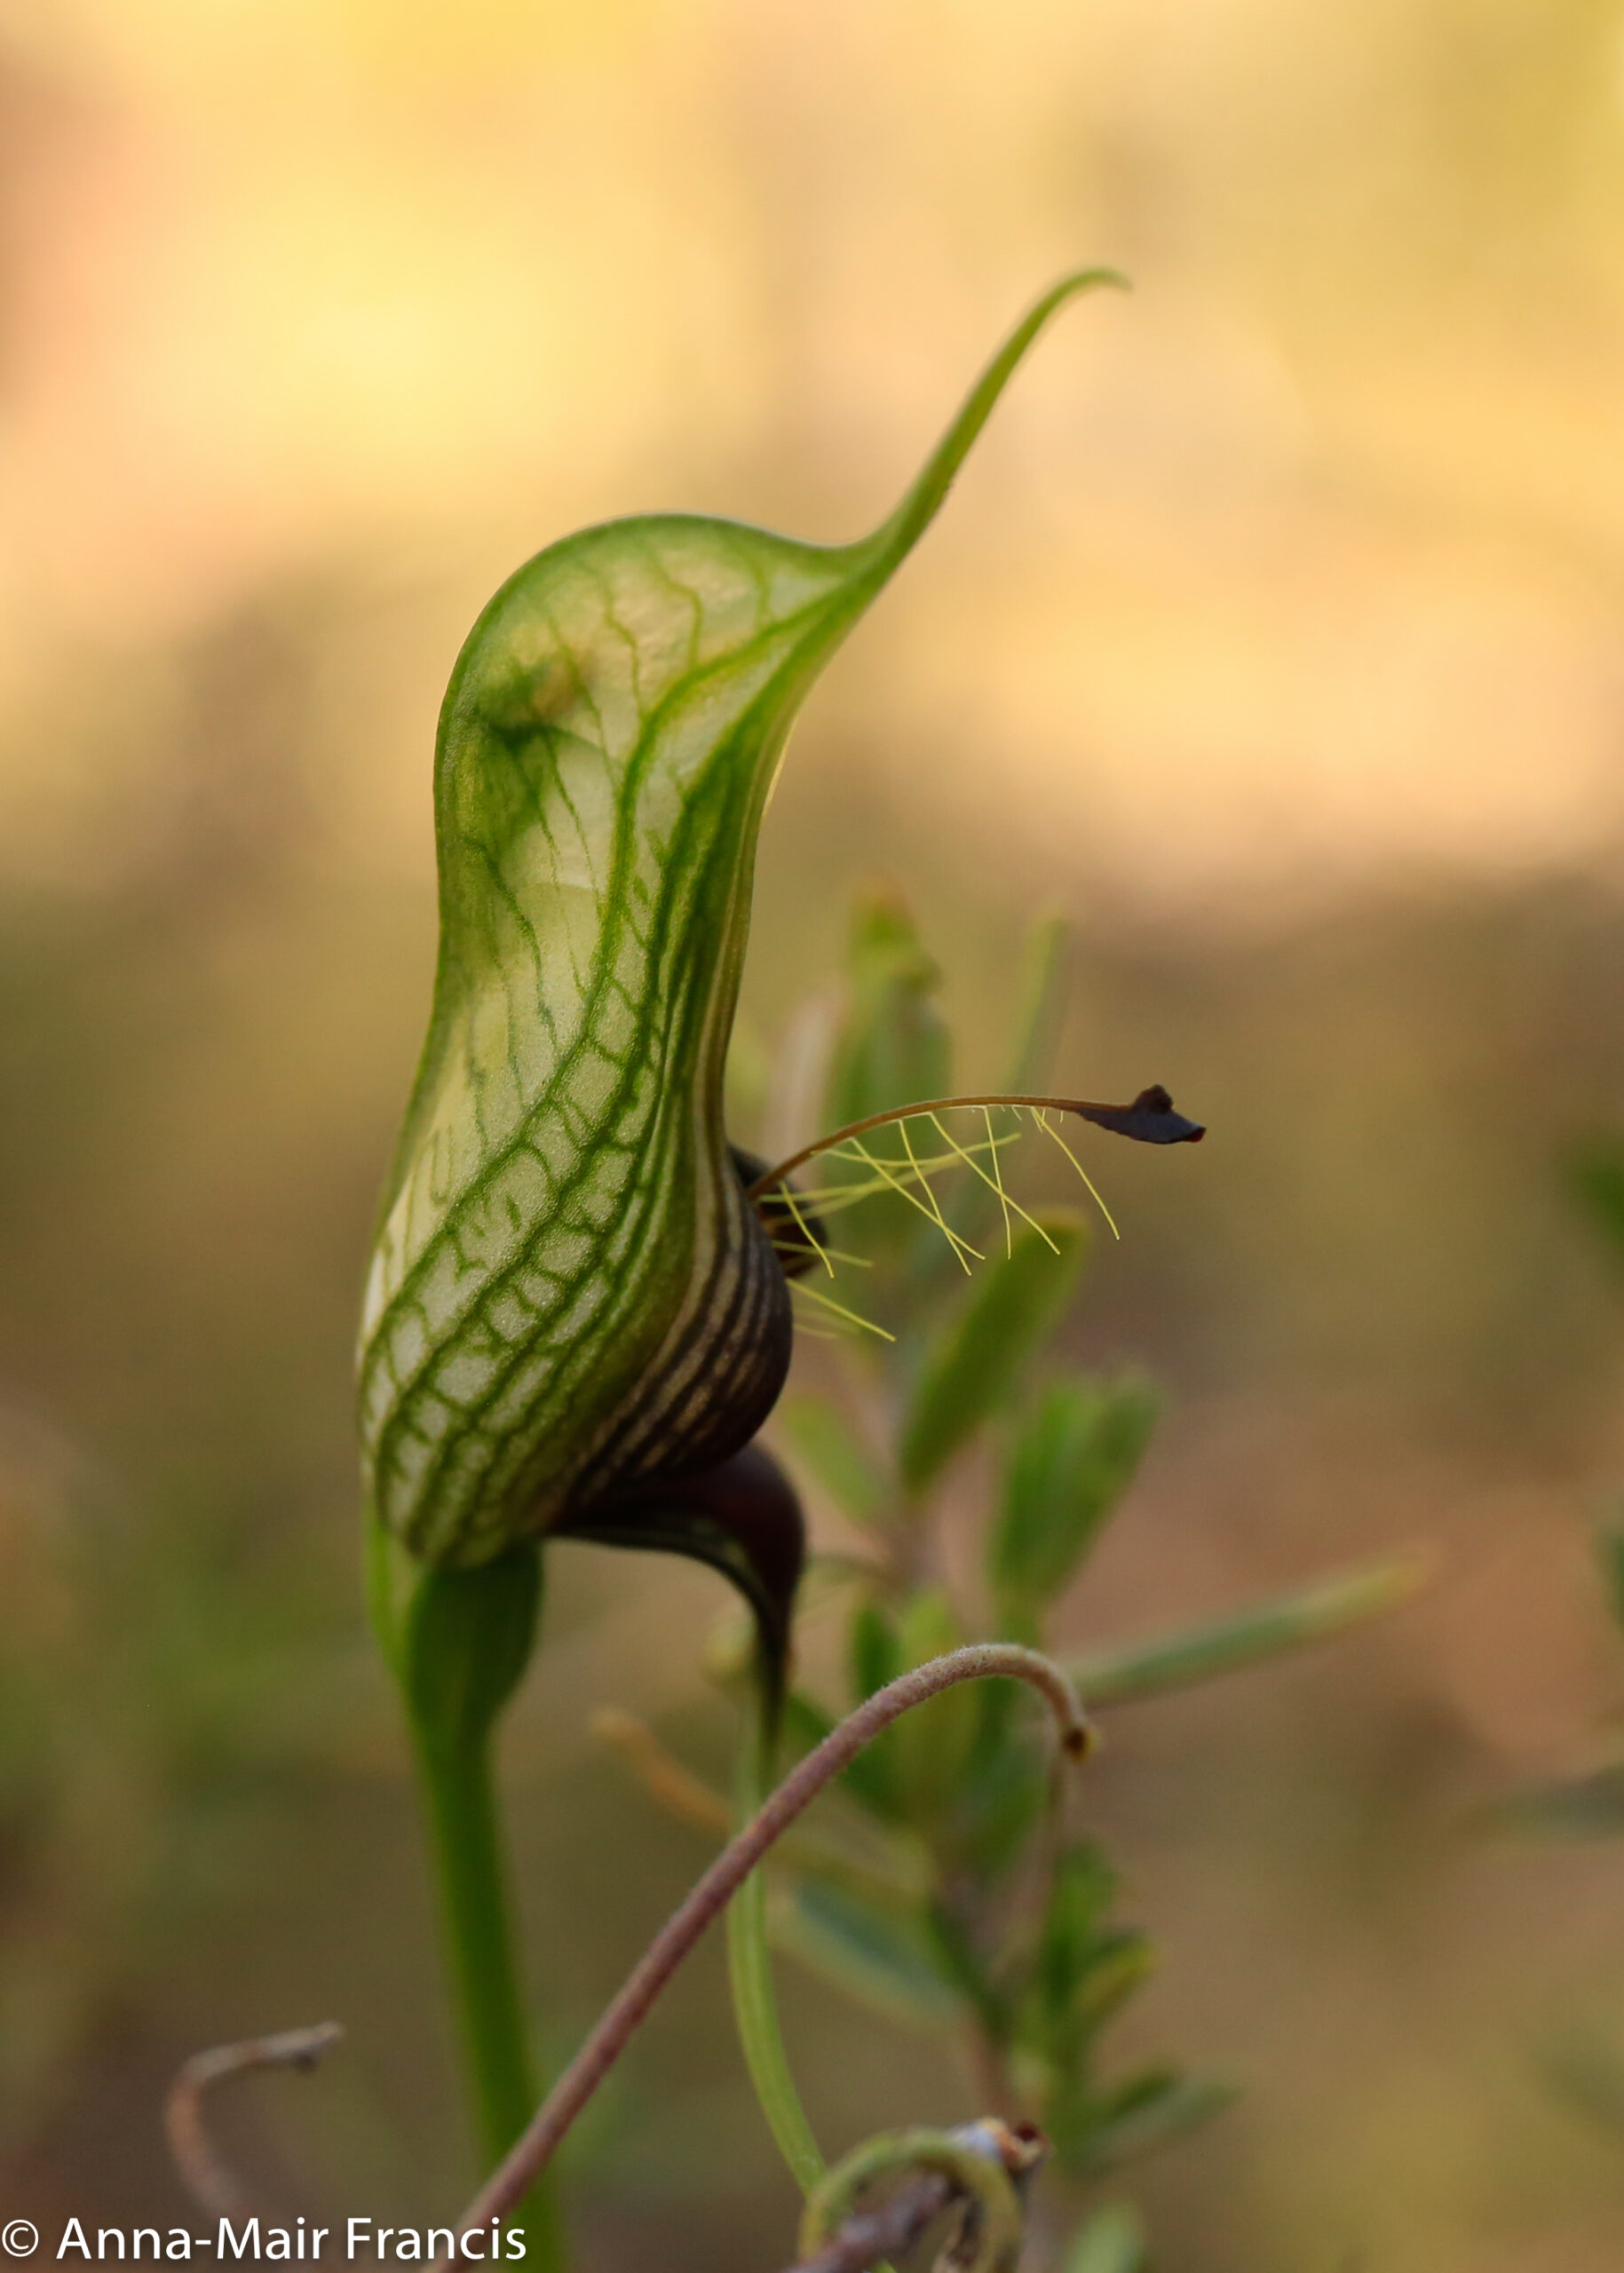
[[727, 1699, 828, 2195]]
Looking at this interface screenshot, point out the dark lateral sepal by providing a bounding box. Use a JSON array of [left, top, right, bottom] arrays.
[[1072, 1086, 1205, 1145], [746, 1086, 1207, 1205], [554, 1442, 805, 1709], [731, 1144, 827, 1280]]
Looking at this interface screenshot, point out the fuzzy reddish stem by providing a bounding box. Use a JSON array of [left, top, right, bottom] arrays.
[[748, 1095, 1127, 1198], [446, 1646, 1089, 2248], [165, 2023, 344, 2218]]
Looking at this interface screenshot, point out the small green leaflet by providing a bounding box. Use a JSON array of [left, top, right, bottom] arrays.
[[358, 271, 1124, 1575]]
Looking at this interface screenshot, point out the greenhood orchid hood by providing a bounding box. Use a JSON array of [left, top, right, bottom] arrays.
[[357, 273, 1125, 1660]]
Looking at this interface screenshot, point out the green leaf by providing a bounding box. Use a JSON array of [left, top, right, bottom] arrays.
[[892, 1589, 979, 1822], [926, 1899, 1010, 2046], [825, 883, 952, 1136], [819, 884, 955, 1296], [1064, 2207, 1146, 2273], [850, 1595, 906, 1705], [1002, 913, 1071, 1097], [990, 1374, 1159, 1620], [1026, 1843, 1118, 2015], [1017, 1844, 1153, 2072], [1596, 1521, 1624, 1639], [1539, 2034, 1624, 2141], [1068, 1549, 1432, 1707], [1057, 1933, 1156, 2041], [781, 1687, 837, 1761], [949, 1694, 1052, 1878], [935, 914, 1069, 1266], [776, 1391, 891, 1526], [358, 269, 1122, 1574], [844, 1584, 1002, 1841], [1567, 1136, 1624, 1270], [772, 1879, 962, 2033], [840, 1596, 908, 1819], [1055, 2069, 1233, 2176], [1483, 1762, 1624, 1840], [899, 1211, 1089, 1494]]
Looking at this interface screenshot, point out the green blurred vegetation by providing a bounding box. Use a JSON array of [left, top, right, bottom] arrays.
[[4, 2, 1624, 2269], [8, 641, 1624, 2265]]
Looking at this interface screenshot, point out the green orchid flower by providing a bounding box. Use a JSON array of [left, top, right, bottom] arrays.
[[354, 273, 1140, 2258], [358, 270, 1128, 1673]]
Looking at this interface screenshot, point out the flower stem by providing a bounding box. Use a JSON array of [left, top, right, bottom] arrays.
[[390, 1543, 566, 2273], [727, 1694, 827, 2194], [410, 1732, 547, 2154]]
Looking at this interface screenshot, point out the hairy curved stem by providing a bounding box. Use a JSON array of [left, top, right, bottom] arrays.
[[447, 1647, 1089, 2246], [165, 2024, 343, 2218], [798, 2120, 1045, 2273], [749, 1089, 1202, 1199], [785, 2170, 954, 2273]]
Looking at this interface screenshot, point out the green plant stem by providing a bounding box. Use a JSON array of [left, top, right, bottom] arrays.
[[412, 1725, 534, 2162], [385, 1541, 565, 2273], [727, 1692, 828, 2195], [411, 1727, 566, 2273]]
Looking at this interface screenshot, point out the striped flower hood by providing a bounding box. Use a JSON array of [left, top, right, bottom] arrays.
[[357, 274, 1121, 1659]]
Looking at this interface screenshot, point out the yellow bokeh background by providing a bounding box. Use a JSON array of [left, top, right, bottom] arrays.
[[5, 0, 1624, 901]]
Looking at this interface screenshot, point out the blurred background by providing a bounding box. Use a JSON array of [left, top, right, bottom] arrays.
[[3, 2, 1624, 2267]]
